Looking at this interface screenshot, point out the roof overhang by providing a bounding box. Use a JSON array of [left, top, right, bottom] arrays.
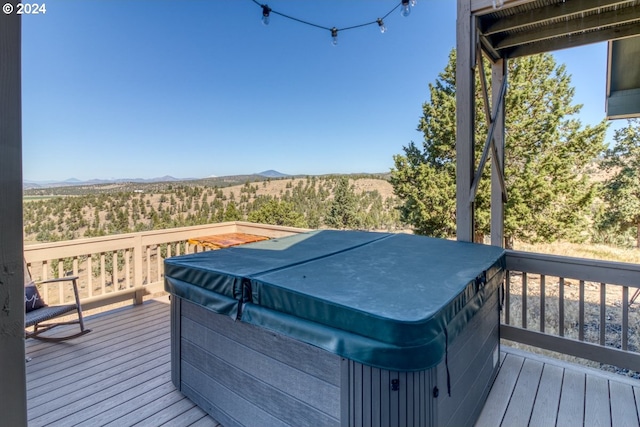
[[475, 0, 640, 60]]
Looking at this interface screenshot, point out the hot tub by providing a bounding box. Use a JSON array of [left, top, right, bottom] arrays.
[[165, 230, 505, 427]]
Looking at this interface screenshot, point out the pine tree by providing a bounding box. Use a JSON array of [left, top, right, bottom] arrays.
[[325, 177, 361, 229], [247, 199, 307, 228], [391, 50, 606, 246], [599, 119, 640, 248]]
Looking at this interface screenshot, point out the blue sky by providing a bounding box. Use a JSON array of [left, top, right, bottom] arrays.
[[22, 0, 624, 181]]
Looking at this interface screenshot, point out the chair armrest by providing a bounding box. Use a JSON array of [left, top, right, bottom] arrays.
[[36, 276, 82, 307], [37, 276, 79, 284]]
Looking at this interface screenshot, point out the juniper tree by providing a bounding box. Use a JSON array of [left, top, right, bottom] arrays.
[[391, 50, 606, 247], [599, 119, 640, 248]]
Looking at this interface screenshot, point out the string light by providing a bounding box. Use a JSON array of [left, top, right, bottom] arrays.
[[251, 0, 415, 45], [261, 4, 271, 25], [401, 0, 411, 17], [331, 27, 338, 46]]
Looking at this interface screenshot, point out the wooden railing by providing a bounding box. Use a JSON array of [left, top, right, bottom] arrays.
[[26, 227, 640, 372], [503, 250, 640, 373], [24, 221, 306, 311]]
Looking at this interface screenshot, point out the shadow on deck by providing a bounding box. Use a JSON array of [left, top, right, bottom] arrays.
[[26, 298, 640, 426]]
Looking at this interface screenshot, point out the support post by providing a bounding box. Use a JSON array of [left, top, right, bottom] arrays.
[[0, 9, 28, 426], [491, 59, 506, 247], [456, 0, 475, 242]]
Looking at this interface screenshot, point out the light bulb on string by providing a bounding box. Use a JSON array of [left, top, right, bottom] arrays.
[[331, 27, 338, 46], [377, 18, 387, 33], [261, 4, 271, 25], [401, 0, 411, 17]]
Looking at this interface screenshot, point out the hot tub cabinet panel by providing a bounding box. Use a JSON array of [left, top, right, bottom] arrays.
[[173, 298, 342, 427], [166, 231, 505, 427]]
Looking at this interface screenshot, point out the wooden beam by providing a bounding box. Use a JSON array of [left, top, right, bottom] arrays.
[[456, 0, 475, 242], [0, 9, 27, 427], [471, 0, 533, 16], [494, 5, 640, 50], [504, 21, 640, 58], [482, 0, 631, 35], [491, 59, 506, 247]]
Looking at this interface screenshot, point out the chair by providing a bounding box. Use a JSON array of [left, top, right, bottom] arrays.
[[25, 260, 91, 342]]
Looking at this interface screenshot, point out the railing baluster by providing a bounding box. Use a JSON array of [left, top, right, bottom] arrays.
[[559, 277, 565, 337], [87, 255, 93, 298], [540, 275, 545, 333], [73, 256, 79, 300], [100, 252, 106, 294], [167, 243, 172, 258], [125, 249, 131, 288], [623, 285, 629, 351], [146, 246, 152, 285], [112, 251, 118, 291], [600, 283, 606, 346], [58, 259, 64, 303], [505, 271, 510, 324], [579, 280, 585, 341], [41, 260, 48, 281], [522, 272, 528, 329], [157, 245, 162, 282]]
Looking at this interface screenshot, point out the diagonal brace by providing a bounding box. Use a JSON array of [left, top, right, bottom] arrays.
[[469, 75, 508, 204]]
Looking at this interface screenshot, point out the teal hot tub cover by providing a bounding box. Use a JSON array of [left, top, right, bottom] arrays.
[[165, 230, 506, 372]]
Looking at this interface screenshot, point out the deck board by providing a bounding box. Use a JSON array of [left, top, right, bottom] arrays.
[[501, 358, 543, 426], [475, 353, 524, 427], [584, 375, 611, 426], [528, 364, 563, 426], [26, 298, 640, 427]]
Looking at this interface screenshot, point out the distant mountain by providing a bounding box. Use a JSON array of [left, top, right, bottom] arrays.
[[23, 175, 189, 189], [257, 170, 289, 178]]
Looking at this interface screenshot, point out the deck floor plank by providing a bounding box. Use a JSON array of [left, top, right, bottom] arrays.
[[73, 380, 178, 427], [528, 364, 563, 427], [501, 358, 544, 426], [555, 369, 586, 427], [584, 374, 611, 427], [159, 405, 217, 427], [102, 385, 192, 427], [475, 353, 524, 427], [25, 298, 640, 427], [610, 381, 639, 427], [29, 360, 171, 425], [134, 397, 204, 427]]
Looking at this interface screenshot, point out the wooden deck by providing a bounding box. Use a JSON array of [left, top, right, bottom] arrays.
[[26, 298, 640, 427]]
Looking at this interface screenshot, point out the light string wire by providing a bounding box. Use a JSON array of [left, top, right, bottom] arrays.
[[250, 0, 405, 33]]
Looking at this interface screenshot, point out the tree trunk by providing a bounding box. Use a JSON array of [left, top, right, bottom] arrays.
[[504, 235, 514, 250]]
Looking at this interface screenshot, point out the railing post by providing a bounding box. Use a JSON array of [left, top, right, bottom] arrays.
[[133, 234, 144, 305]]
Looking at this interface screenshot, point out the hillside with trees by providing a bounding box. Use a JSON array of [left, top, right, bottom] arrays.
[[23, 174, 403, 243]]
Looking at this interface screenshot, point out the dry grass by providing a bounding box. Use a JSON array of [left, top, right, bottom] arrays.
[[513, 240, 640, 263]]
